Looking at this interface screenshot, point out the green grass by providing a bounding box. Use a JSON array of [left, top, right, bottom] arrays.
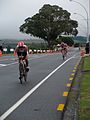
[[79, 57, 90, 120], [83, 56, 90, 71]]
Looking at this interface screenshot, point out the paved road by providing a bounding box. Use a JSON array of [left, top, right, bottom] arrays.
[[0, 48, 80, 120]]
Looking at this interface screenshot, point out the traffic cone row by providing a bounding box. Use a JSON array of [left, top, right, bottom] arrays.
[[0, 50, 2, 57], [80, 49, 85, 57]]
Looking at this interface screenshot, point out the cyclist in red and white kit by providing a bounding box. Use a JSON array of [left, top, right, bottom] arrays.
[[60, 42, 68, 53], [15, 41, 29, 72]]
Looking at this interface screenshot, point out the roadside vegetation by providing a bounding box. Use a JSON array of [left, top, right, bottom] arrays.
[[63, 56, 90, 120], [79, 56, 90, 120], [20, 4, 78, 49], [82, 56, 90, 71]]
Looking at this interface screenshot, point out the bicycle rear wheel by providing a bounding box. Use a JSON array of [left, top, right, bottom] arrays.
[[62, 50, 65, 60], [62, 49, 67, 60], [62, 54, 65, 60]]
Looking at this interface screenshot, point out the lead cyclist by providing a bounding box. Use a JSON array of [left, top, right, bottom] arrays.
[[15, 41, 29, 72]]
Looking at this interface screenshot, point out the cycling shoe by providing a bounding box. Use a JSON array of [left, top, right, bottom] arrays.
[[26, 67, 29, 72]]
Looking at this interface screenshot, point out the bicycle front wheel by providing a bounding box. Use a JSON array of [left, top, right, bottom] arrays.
[[62, 54, 65, 60], [19, 63, 23, 84], [24, 71, 27, 82]]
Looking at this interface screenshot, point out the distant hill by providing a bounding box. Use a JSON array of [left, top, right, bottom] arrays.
[[0, 38, 45, 48], [0, 38, 45, 44], [73, 36, 87, 43]]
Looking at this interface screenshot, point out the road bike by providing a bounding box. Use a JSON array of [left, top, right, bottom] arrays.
[[19, 56, 27, 84], [61, 49, 67, 60]]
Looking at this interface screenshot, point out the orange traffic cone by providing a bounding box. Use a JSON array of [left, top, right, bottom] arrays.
[[14, 51, 16, 56]]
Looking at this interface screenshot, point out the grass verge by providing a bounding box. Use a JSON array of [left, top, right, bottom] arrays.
[[83, 56, 90, 71], [79, 56, 90, 120]]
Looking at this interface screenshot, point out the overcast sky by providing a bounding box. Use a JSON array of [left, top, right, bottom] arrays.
[[0, 0, 89, 39]]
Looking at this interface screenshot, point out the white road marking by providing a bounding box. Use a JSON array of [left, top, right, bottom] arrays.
[[0, 54, 47, 68], [73, 53, 80, 58], [0, 62, 18, 67], [0, 56, 74, 120], [0, 64, 6, 67], [6, 62, 18, 66], [0, 52, 79, 68]]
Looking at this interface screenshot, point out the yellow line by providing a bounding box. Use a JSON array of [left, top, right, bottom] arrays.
[[71, 73, 75, 76], [69, 77, 73, 81], [57, 104, 65, 111], [67, 83, 71, 87], [76, 64, 78, 66], [75, 65, 78, 67], [63, 92, 68, 96], [74, 67, 77, 69], [73, 70, 76, 72]]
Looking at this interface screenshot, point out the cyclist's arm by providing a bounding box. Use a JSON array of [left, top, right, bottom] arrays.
[[25, 46, 29, 56], [14, 46, 19, 56]]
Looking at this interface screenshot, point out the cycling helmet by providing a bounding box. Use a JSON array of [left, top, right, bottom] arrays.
[[18, 41, 24, 47]]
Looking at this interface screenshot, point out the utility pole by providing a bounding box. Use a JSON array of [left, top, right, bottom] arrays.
[[69, 0, 90, 53], [88, 0, 90, 53]]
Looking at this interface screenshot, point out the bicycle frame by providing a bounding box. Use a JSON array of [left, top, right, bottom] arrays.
[[61, 49, 67, 60], [19, 56, 27, 84]]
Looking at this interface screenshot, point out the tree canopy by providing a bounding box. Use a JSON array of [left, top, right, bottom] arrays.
[[60, 36, 74, 46], [20, 4, 78, 49]]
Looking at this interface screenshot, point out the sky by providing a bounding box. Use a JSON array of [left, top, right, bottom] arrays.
[[0, 0, 89, 39]]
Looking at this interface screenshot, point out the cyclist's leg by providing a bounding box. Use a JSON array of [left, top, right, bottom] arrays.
[[65, 48, 67, 57], [24, 56, 29, 72], [18, 59, 20, 79], [19, 60, 23, 83], [25, 58, 28, 67], [18, 53, 24, 80]]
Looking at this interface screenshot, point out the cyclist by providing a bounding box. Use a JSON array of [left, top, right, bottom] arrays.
[[60, 42, 68, 59], [15, 41, 29, 72], [60, 42, 68, 53]]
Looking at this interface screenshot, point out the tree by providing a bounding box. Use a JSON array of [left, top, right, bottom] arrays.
[[20, 4, 78, 49], [72, 28, 78, 36], [60, 36, 74, 46]]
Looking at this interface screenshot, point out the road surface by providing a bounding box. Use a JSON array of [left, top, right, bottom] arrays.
[[0, 48, 80, 120]]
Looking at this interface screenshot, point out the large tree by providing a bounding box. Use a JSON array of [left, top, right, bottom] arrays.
[[20, 4, 78, 49]]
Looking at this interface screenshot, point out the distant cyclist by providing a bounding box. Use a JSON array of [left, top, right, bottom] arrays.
[[15, 41, 29, 72], [60, 42, 68, 60], [60, 42, 68, 53]]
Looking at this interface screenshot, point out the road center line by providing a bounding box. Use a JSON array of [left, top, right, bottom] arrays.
[[0, 56, 74, 120]]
